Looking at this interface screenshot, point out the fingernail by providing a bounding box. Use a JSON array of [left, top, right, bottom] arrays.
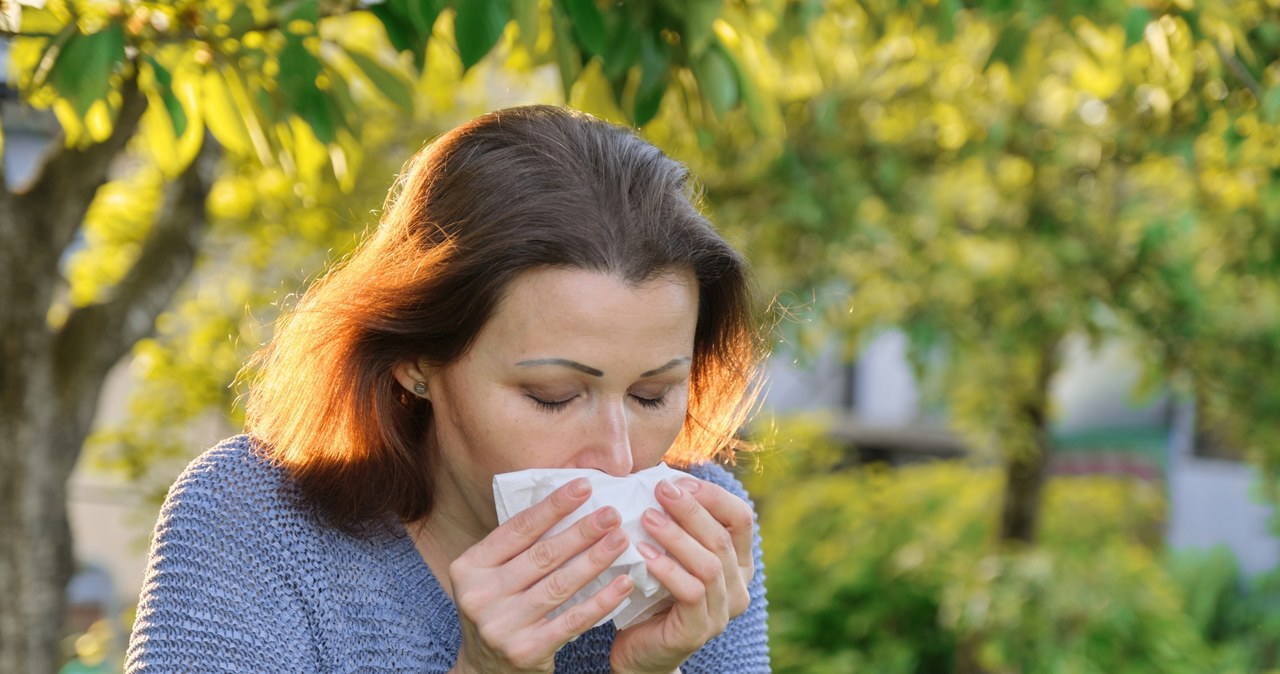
[[596, 507, 620, 528], [603, 529, 627, 551], [568, 478, 590, 497], [643, 508, 669, 527], [659, 480, 682, 499], [615, 575, 634, 593], [677, 478, 701, 493], [638, 542, 660, 560]]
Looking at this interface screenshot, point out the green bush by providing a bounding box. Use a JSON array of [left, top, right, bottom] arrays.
[[745, 418, 1253, 673], [1165, 546, 1280, 672]]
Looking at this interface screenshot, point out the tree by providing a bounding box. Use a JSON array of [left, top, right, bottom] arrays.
[[0, 0, 778, 670], [687, 0, 1279, 550]]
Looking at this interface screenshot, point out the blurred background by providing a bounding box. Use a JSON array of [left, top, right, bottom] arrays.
[[2, 0, 1279, 672]]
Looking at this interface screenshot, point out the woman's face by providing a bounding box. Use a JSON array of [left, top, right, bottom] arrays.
[[402, 266, 699, 530]]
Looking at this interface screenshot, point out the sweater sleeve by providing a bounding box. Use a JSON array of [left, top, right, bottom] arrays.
[[677, 462, 771, 673], [126, 439, 321, 672]]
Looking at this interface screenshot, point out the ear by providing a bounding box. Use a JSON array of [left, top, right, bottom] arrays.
[[393, 358, 433, 399]]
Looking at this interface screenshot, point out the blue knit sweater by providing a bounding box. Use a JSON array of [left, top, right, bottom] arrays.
[[126, 436, 770, 672]]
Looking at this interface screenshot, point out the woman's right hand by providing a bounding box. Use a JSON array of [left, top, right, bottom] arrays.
[[447, 477, 634, 673]]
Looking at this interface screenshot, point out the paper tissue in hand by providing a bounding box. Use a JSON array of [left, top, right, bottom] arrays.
[[492, 463, 688, 630]]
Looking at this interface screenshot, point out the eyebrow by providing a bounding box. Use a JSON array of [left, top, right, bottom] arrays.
[[515, 357, 691, 378]]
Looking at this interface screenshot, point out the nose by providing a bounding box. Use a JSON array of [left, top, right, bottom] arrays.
[[578, 399, 634, 476]]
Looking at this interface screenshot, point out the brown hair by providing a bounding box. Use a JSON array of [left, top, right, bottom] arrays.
[[243, 106, 761, 532]]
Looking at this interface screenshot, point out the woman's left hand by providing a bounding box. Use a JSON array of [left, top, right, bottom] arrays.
[[609, 476, 755, 674]]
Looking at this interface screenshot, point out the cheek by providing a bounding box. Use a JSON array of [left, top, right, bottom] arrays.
[[637, 394, 690, 465], [466, 394, 583, 471], [431, 384, 522, 472]]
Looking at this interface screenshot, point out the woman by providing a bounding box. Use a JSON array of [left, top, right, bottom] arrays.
[[126, 106, 769, 673]]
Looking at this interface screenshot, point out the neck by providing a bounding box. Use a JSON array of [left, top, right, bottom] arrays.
[[406, 477, 493, 598]]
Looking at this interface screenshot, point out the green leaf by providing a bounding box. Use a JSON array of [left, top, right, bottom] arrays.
[[550, 0, 582, 99], [17, 6, 64, 34], [370, 0, 435, 71], [512, 0, 539, 53], [1123, 7, 1152, 48], [201, 70, 252, 156], [936, 0, 960, 42], [326, 68, 359, 127], [691, 40, 737, 117], [279, 35, 336, 143], [346, 50, 414, 112], [676, 0, 721, 57], [602, 19, 642, 82], [985, 20, 1029, 69], [225, 3, 256, 35], [254, 86, 279, 127], [721, 43, 770, 133], [562, 0, 606, 56], [31, 24, 77, 89], [146, 55, 188, 137], [408, 0, 446, 39], [282, 0, 319, 24], [49, 23, 126, 115], [370, 0, 414, 53], [455, 0, 510, 72], [633, 30, 669, 125], [279, 35, 320, 106], [1261, 87, 1280, 125]]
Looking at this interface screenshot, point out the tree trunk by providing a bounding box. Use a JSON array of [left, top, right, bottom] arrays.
[[0, 197, 84, 674], [0, 345, 100, 674], [954, 340, 1059, 674], [998, 340, 1058, 545], [0, 88, 211, 669]]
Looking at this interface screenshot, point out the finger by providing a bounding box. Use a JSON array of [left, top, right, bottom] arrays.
[[636, 538, 713, 610], [675, 477, 755, 571], [539, 574, 635, 643], [471, 477, 593, 563], [508, 505, 622, 591], [656, 480, 745, 576], [522, 525, 629, 615], [640, 508, 726, 615]]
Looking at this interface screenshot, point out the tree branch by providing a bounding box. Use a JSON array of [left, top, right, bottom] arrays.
[[1217, 44, 1262, 98], [17, 72, 149, 261], [53, 141, 215, 405]]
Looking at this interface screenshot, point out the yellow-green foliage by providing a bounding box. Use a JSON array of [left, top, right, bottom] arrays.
[[747, 428, 1240, 674]]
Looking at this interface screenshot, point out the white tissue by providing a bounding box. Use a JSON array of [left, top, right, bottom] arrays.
[[492, 463, 687, 630]]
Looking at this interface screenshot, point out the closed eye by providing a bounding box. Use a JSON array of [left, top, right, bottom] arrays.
[[631, 394, 668, 410], [527, 394, 576, 413], [630, 386, 672, 409]]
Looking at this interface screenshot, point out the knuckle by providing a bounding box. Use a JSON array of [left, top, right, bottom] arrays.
[[506, 643, 540, 667], [687, 577, 709, 602], [508, 510, 541, 539], [543, 571, 573, 604], [710, 529, 735, 557], [589, 540, 619, 566], [560, 605, 591, 635], [447, 558, 470, 583], [476, 622, 504, 648], [697, 556, 724, 584], [456, 589, 488, 620], [577, 512, 605, 540], [528, 539, 559, 573]]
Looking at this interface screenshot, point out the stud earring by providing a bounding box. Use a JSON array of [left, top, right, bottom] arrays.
[[413, 381, 427, 396]]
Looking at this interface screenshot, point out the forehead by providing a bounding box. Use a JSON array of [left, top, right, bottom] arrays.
[[475, 266, 699, 361]]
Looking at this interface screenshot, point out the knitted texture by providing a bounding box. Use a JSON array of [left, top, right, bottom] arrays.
[[126, 436, 770, 672]]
